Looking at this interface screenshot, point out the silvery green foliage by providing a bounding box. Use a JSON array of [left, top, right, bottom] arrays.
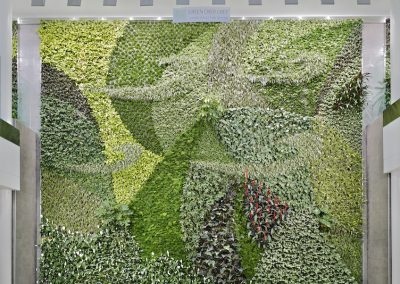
[[217, 107, 311, 165], [207, 21, 265, 108], [251, 211, 356, 284], [106, 22, 216, 88], [181, 163, 231, 258], [64, 143, 143, 174], [194, 190, 245, 284], [96, 27, 218, 102], [243, 20, 333, 85], [316, 23, 362, 150], [40, 220, 206, 284]]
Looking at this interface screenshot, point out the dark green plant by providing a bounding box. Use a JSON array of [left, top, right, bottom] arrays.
[[385, 19, 391, 107], [313, 206, 335, 230], [131, 120, 206, 261], [112, 98, 164, 155], [96, 199, 134, 229], [40, 95, 105, 169], [198, 97, 224, 124], [194, 189, 245, 284], [334, 72, 368, 110], [233, 184, 263, 280], [42, 63, 95, 120], [181, 162, 231, 258]]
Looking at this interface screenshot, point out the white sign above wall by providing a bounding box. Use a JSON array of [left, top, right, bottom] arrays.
[[173, 7, 230, 23]]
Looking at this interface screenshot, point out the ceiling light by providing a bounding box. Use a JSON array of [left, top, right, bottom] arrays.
[[157, 17, 162, 21], [326, 16, 331, 20]]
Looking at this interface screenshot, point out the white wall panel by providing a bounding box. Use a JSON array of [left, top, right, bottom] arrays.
[[0, 190, 13, 284], [0, 138, 20, 191], [383, 118, 400, 173]]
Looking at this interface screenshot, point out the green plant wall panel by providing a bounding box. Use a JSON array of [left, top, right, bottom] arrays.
[[39, 19, 363, 283]]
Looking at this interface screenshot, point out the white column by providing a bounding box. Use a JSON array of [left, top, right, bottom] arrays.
[[362, 23, 386, 127], [0, 0, 13, 123], [18, 23, 42, 133], [391, 0, 400, 103], [0, 1, 14, 283]]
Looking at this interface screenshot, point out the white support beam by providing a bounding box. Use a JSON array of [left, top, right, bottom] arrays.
[[391, 0, 400, 103], [11, 0, 389, 19]]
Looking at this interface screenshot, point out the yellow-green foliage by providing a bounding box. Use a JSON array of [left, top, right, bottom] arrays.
[[86, 92, 162, 204], [39, 21, 163, 204], [41, 170, 104, 232], [311, 119, 362, 234], [39, 20, 127, 87], [311, 118, 362, 281]]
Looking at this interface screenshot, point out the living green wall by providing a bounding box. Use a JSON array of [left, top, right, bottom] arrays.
[[39, 19, 363, 283]]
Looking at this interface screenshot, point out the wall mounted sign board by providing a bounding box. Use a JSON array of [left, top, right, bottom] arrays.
[[212, 0, 226, 5], [103, 0, 117, 6], [67, 0, 81, 7], [140, 0, 153, 6], [173, 7, 230, 23], [249, 0, 262, 5], [0, 119, 20, 191], [31, 0, 45, 6], [176, 0, 190, 5]]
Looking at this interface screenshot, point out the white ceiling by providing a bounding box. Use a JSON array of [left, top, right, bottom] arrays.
[[12, 0, 390, 20]]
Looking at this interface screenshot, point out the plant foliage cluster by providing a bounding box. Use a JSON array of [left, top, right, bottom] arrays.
[[38, 19, 364, 283], [243, 174, 289, 246]]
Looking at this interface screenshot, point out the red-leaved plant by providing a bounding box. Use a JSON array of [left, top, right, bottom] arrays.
[[243, 169, 289, 247]]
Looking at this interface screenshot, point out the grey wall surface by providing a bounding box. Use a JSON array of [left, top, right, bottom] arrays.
[[15, 122, 40, 284], [364, 116, 389, 284], [391, 168, 400, 284]]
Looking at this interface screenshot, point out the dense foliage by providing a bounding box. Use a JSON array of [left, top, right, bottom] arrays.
[[194, 189, 245, 283], [243, 174, 289, 247], [251, 211, 356, 284], [39, 19, 364, 283], [41, 221, 206, 284], [131, 121, 206, 260]]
